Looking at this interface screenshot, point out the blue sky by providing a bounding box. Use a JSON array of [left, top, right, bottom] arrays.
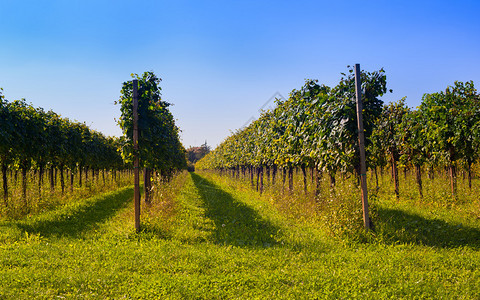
[[1, 0, 479, 148]]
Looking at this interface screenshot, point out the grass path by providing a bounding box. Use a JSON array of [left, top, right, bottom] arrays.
[[1, 172, 480, 298]]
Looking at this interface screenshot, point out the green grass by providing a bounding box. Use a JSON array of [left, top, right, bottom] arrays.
[[0, 170, 132, 219], [1, 171, 480, 298]]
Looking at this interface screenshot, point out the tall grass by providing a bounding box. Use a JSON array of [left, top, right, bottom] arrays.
[[199, 164, 480, 244], [0, 170, 132, 219], [138, 171, 190, 237]]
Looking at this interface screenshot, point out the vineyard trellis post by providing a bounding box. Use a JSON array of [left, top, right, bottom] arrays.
[[133, 79, 141, 232], [355, 64, 371, 231]]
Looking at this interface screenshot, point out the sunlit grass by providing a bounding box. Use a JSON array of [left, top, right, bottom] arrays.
[[1, 170, 480, 298], [202, 165, 480, 245], [0, 170, 132, 219]]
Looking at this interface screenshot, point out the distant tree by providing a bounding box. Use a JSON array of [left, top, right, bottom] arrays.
[[186, 141, 211, 171], [187, 141, 211, 164]]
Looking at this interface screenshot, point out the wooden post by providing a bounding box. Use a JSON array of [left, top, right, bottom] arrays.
[[133, 79, 141, 232], [355, 64, 370, 231]]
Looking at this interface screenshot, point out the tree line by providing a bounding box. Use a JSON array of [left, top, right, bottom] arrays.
[[1, 71, 187, 211], [196, 67, 480, 199], [0, 88, 124, 208]]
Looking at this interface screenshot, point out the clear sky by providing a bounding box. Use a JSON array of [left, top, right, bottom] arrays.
[[1, 0, 479, 148]]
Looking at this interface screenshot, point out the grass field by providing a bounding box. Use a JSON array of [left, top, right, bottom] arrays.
[[1, 171, 480, 299]]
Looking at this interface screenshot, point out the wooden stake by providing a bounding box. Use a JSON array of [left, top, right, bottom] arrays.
[[355, 64, 370, 231], [133, 79, 141, 233]]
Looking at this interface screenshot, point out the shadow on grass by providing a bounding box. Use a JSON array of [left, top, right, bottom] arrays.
[[15, 187, 133, 238], [376, 207, 480, 249], [191, 173, 279, 248]]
